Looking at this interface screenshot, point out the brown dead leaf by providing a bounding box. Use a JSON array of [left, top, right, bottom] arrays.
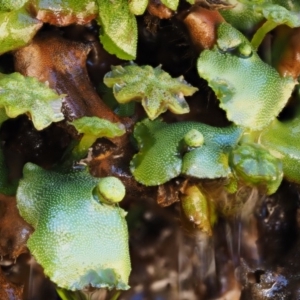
[[14, 33, 120, 124]]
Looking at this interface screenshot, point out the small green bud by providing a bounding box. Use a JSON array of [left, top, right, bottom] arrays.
[[238, 43, 252, 58], [184, 129, 204, 148], [97, 177, 126, 204]]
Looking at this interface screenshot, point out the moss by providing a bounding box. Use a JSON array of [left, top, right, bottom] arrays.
[[17, 163, 131, 290]]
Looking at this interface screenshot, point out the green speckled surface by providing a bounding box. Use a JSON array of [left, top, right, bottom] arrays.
[[128, 0, 148, 15], [220, 0, 300, 33], [220, 0, 264, 33], [0, 8, 42, 55], [0, 0, 27, 11], [97, 0, 137, 60], [230, 143, 283, 194], [260, 116, 300, 184], [130, 119, 242, 186], [104, 64, 198, 120], [197, 23, 296, 130], [16, 163, 131, 290], [0, 72, 64, 130]]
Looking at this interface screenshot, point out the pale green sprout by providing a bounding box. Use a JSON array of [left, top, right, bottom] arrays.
[[69, 116, 126, 159], [0, 0, 28, 11], [181, 185, 217, 235]]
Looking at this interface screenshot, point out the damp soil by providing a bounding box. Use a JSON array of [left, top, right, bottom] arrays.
[[1, 6, 300, 300]]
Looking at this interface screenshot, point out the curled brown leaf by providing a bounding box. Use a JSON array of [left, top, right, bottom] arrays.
[[14, 33, 120, 124]]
